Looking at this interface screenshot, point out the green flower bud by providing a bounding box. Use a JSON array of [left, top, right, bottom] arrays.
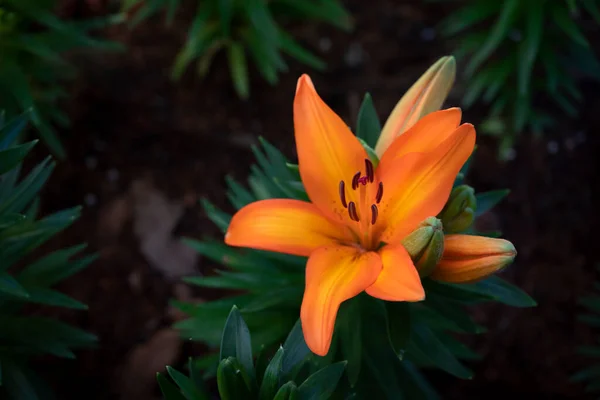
[[401, 217, 444, 277], [439, 185, 476, 233], [217, 357, 252, 400]]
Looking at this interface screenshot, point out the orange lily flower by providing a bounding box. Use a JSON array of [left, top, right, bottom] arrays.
[[225, 74, 475, 356]]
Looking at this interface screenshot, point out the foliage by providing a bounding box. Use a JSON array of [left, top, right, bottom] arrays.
[[436, 0, 600, 158], [0, 113, 96, 399], [0, 0, 123, 158], [159, 306, 346, 400], [173, 93, 536, 398], [123, 0, 352, 99], [572, 267, 600, 393]]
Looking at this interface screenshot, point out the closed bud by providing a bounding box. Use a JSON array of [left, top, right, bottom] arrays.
[[217, 357, 252, 400], [401, 217, 444, 277], [431, 234, 517, 283], [440, 185, 476, 233]]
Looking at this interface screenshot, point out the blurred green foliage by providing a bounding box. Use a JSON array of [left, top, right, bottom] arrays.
[[0, 0, 122, 158], [123, 0, 353, 99], [173, 93, 536, 398], [0, 112, 96, 399], [159, 306, 346, 400], [437, 0, 600, 158]]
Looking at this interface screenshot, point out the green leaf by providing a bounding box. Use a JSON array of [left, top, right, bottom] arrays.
[[356, 93, 381, 148], [469, 276, 537, 307], [582, 0, 600, 23], [217, 0, 234, 36], [188, 357, 209, 395], [360, 297, 404, 398], [279, 32, 326, 70], [273, 381, 298, 400], [386, 301, 411, 356], [166, 366, 208, 400], [552, 4, 590, 47], [281, 318, 311, 379], [217, 357, 254, 399], [465, 0, 520, 77], [475, 189, 510, 217], [24, 287, 88, 310], [408, 323, 473, 379], [227, 42, 250, 99], [0, 140, 37, 175], [440, 2, 501, 36], [157, 372, 186, 400], [338, 298, 362, 386], [517, 4, 543, 95], [297, 361, 346, 400], [220, 306, 256, 381], [259, 346, 285, 400], [0, 271, 29, 298]]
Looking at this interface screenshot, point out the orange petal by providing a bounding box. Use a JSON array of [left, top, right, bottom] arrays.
[[225, 199, 353, 257], [375, 56, 456, 157], [431, 234, 517, 283], [366, 244, 425, 301], [301, 246, 381, 356], [294, 74, 368, 223], [378, 108, 462, 168], [377, 123, 476, 243]]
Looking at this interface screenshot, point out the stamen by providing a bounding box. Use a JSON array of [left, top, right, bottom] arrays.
[[351, 172, 361, 190], [358, 176, 368, 185], [371, 204, 378, 225], [338, 181, 347, 208], [375, 182, 383, 204], [348, 201, 359, 222], [365, 159, 374, 183]]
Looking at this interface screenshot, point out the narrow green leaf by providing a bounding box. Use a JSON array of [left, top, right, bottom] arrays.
[[279, 32, 326, 70], [217, 357, 253, 400], [0, 140, 37, 175], [475, 189, 510, 217], [24, 288, 88, 310], [273, 381, 298, 400], [227, 42, 250, 99], [259, 346, 285, 400], [0, 271, 29, 298], [465, 0, 520, 77], [356, 93, 381, 148], [220, 306, 256, 381], [281, 318, 311, 379], [166, 366, 208, 400], [469, 276, 537, 307], [297, 361, 346, 400], [552, 4, 590, 47], [518, 5, 543, 95], [157, 372, 186, 400], [217, 0, 234, 36], [386, 301, 411, 356], [338, 298, 362, 386]]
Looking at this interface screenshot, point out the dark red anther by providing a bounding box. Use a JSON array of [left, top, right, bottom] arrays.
[[371, 204, 378, 225], [375, 182, 384, 204], [348, 201, 359, 222], [365, 159, 374, 183], [351, 172, 361, 190], [339, 181, 347, 208]]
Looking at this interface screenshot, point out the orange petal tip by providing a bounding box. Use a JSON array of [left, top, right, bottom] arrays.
[[296, 74, 315, 94]]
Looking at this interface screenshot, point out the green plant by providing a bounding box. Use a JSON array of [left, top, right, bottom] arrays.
[[0, 0, 123, 158], [437, 0, 600, 158], [172, 91, 535, 398], [123, 0, 352, 99], [0, 112, 96, 399], [159, 306, 346, 399]]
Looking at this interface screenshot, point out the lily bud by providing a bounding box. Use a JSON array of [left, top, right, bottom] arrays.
[[431, 234, 516, 283], [440, 185, 476, 233], [401, 217, 444, 277], [217, 357, 252, 400], [375, 56, 456, 156]]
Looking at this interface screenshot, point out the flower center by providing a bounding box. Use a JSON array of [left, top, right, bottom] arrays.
[[338, 159, 384, 249]]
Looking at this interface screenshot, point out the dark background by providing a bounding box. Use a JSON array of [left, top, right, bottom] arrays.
[[26, 0, 600, 398]]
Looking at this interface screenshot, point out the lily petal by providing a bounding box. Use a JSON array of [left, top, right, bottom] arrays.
[[294, 74, 368, 223], [431, 234, 517, 283], [225, 199, 353, 257], [366, 244, 425, 301], [375, 56, 456, 156], [378, 123, 476, 243], [378, 108, 462, 169], [301, 246, 381, 356]]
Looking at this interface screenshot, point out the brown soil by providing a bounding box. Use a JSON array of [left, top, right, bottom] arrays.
[[26, 1, 600, 399]]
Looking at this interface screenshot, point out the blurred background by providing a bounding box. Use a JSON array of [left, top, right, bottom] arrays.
[[1, 0, 599, 398]]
